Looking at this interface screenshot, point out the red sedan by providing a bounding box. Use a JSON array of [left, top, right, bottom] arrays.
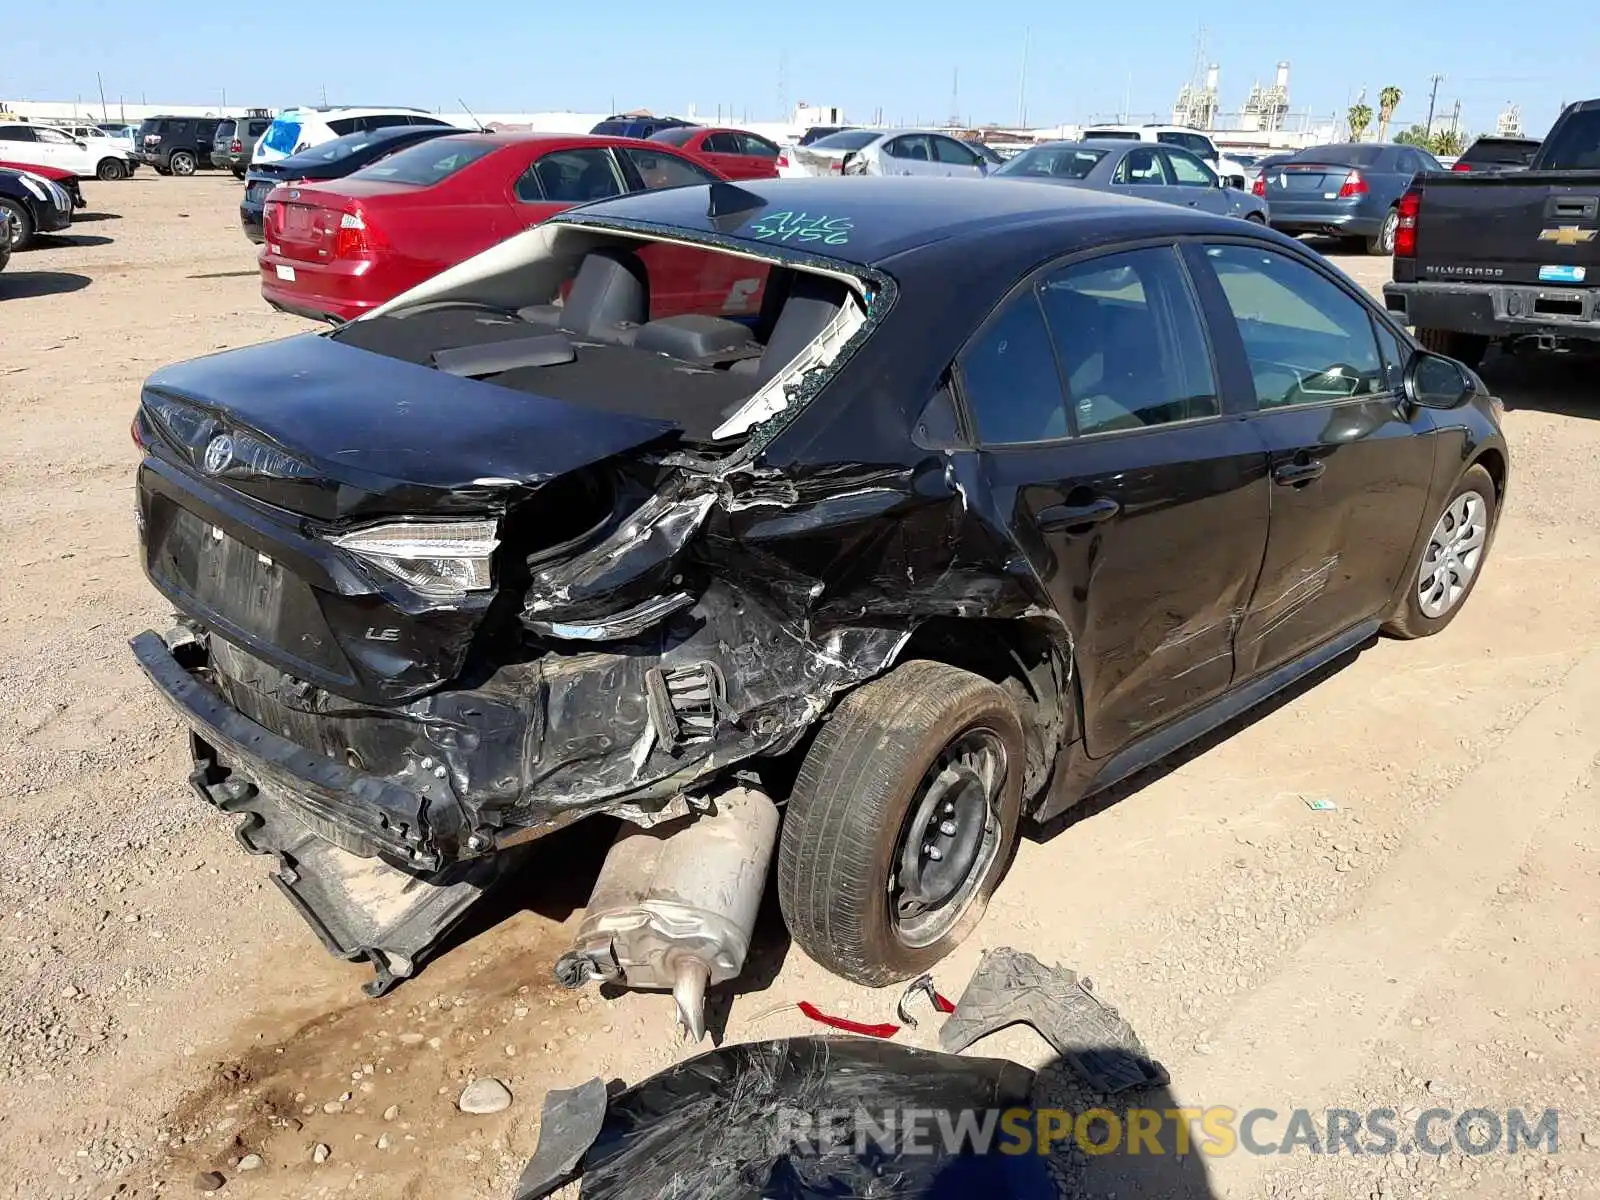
[[648, 126, 781, 180], [259, 133, 757, 323]]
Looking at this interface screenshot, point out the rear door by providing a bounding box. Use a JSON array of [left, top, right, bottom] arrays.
[[1187, 240, 1435, 678], [698, 132, 749, 179], [955, 243, 1272, 756], [883, 135, 936, 177], [1160, 148, 1230, 214], [734, 132, 781, 178]]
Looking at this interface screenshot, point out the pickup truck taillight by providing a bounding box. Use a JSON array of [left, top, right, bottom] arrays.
[[1337, 170, 1369, 198], [1395, 188, 1421, 258], [1450, 161, 1473, 172]]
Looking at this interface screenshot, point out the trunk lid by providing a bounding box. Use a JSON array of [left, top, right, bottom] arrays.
[[140, 333, 679, 519], [262, 180, 419, 262], [1264, 162, 1352, 197], [1414, 171, 1600, 286], [790, 146, 847, 176]]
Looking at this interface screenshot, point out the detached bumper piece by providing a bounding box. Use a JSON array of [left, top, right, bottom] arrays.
[[130, 629, 508, 996]]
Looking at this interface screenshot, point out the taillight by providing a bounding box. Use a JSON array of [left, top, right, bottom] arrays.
[[1395, 188, 1421, 258], [130, 412, 144, 449], [230, 138, 243, 152], [776, 154, 789, 168], [1337, 170, 1369, 198], [1451, 161, 1472, 172], [1251, 176, 1266, 197], [263, 199, 283, 236], [333, 209, 384, 258]]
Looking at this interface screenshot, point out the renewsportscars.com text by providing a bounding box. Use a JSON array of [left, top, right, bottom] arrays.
[[775, 1106, 1561, 1158]]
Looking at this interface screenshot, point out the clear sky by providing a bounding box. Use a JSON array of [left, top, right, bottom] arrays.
[[3, 0, 1578, 137]]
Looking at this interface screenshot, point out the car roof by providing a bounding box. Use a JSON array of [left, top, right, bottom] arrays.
[[553, 175, 1248, 268]]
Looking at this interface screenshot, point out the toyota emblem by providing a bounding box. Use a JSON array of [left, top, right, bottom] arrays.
[[203, 434, 234, 474]]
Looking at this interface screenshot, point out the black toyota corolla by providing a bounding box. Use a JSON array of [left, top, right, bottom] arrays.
[[130, 177, 1507, 1032]]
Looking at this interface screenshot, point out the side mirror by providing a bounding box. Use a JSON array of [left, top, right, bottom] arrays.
[[1406, 349, 1477, 409]]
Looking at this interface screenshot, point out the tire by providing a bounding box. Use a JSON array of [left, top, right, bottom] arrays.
[[1415, 327, 1489, 370], [1367, 207, 1399, 255], [232, 168, 246, 180], [155, 165, 172, 176], [776, 659, 1026, 986], [1383, 464, 1497, 640], [0, 199, 34, 250], [96, 157, 126, 182], [169, 151, 196, 176], [1244, 211, 1267, 224]]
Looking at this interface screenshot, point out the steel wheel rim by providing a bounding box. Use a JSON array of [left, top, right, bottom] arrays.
[[890, 728, 1008, 948], [1417, 490, 1488, 618]]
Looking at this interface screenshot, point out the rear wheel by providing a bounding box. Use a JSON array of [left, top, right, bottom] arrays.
[[1244, 211, 1267, 224], [232, 168, 246, 180], [1367, 207, 1399, 255], [1415, 327, 1489, 369], [0, 199, 33, 250], [776, 660, 1025, 986], [96, 157, 126, 182], [169, 151, 196, 176], [1383, 465, 1497, 640], [155, 165, 172, 176]]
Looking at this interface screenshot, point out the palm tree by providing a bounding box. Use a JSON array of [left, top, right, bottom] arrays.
[[1430, 128, 1466, 157], [1347, 102, 1374, 142], [1377, 86, 1403, 140]]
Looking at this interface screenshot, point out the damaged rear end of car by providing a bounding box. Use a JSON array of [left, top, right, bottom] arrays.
[[131, 193, 928, 1014]]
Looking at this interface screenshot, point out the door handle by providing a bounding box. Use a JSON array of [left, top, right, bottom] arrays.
[[1273, 459, 1326, 487], [1036, 495, 1121, 532]]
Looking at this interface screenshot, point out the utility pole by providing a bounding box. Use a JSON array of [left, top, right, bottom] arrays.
[[96, 72, 108, 121], [1424, 73, 1444, 133], [1017, 27, 1030, 128], [948, 66, 959, 128], [777, 50, 787, 122]]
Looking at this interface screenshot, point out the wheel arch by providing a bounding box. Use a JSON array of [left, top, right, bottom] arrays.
[[891, 616, 1078, 804], [1469, 446, 1507, 505]]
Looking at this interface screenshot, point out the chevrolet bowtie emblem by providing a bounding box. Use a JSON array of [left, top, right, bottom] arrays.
[[1538, 226, 1597, 246]]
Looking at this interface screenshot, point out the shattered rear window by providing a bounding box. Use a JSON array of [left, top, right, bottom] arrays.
[[334, 229, 880, 449]]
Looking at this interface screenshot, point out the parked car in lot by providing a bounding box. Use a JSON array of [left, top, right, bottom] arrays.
[[994, 140, 1270, 221], [0, 165, 74, 249], [786, 128, 992, 178], [0, 122, 112, 180], [1384, 97, 1600, 365], [259, 133, 732, 322], [252, 107, 456, 168], [221, 115, 273, 177], [649, 125, 780, 179], [133, 177, 1506, 1025], [240, 124, 461, 243], [1449, 135, 1541, 174], [136, 115, 225, 175], [1256, 142, 1443, 254], [61, 124, 140, 179], [0, 159, 83, 210], [1081, 123, 1251, 188], [0, 209, 10, 272], [589, 114, 696, 139]]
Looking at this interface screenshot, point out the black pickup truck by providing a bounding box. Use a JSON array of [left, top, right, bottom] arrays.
[[1384, 98, 1600, 367]]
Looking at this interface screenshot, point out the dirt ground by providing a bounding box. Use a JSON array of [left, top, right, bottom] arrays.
[[1, 175, 1597, 1200]]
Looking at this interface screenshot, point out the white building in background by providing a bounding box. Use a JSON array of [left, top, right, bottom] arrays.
[[1496, 103, 1524, 137], [1, 97, 604, 133], [1238, 62, 1293, 133]]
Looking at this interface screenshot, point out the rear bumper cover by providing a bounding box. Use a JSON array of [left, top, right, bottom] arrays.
[[1270, 211, 1383, 238], [1383, 280, 1600, 342], [131, 628, 522, 994]]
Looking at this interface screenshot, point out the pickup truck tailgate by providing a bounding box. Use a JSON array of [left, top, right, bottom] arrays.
[[1413, 171, 1600, 285]]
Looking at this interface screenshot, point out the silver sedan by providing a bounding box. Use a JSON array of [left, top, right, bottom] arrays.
[[785, 129, 993, 179], [993, 140, 1270, 221]]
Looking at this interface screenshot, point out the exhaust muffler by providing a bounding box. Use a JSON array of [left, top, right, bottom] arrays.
[[555, 785, 779, 1041]]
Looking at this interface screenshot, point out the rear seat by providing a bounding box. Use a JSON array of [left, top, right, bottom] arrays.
[[518, 248, 649, 345]]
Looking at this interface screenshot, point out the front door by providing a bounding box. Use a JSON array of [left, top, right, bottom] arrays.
[[955, 243, 1272, 757], [1160, 148, 1231, 215], [883, 135, 937, 177], [1111, 145, 1183, 208], [1185, 240, 1437, 678], [931, 135, 987, 178]]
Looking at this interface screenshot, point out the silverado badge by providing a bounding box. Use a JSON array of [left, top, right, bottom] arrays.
[[1538, 226, 1598, 247]]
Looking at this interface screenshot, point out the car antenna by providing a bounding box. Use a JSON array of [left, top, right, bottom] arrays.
[[706, 181, 765, 221], [457, 98, 487, 133]]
